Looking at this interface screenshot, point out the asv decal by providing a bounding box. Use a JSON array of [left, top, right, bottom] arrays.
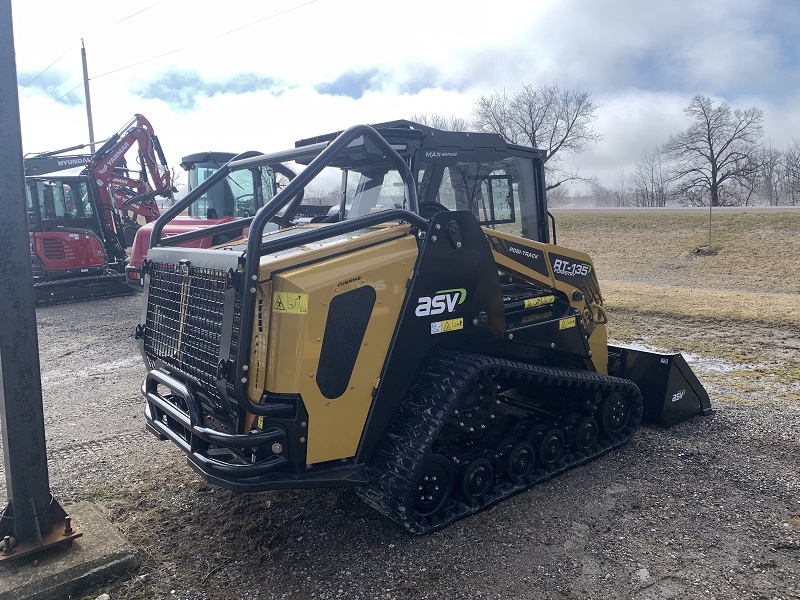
[[671, 389, 686, 403], [415, 288, 467, 317], [552, 258, 592, 277]]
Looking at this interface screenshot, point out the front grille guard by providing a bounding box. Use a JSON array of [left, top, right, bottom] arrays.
[[144, 368, 288, 477]]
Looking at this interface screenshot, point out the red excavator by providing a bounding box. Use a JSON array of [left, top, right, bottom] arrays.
[[24, 114, 174, 303]]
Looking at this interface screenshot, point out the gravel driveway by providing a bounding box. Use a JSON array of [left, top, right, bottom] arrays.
[[0, 294, 797, 600]]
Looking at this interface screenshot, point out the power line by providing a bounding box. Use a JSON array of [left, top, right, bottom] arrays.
[[19, 1, 168, 90], [91, 47, 184, 80], [91, 0, 321, 81], [49, 82, 83, 106], [114, 2, 163, 25], [218, 0, 319, 37], [19, 43, 78, 91], [35, 0, 321, 104]]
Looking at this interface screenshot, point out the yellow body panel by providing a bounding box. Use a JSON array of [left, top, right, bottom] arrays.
[[251, 225, 418, 464]]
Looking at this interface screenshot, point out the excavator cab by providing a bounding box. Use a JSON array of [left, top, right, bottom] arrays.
[[27, 176, 110, 286]]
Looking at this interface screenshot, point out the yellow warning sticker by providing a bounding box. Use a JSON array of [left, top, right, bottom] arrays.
[[257, 416, 264, 429], [524, 295, 555, 309], [272, 292, 309, 315], [559, 316, 577, 330], [431, 317, 464, 335]]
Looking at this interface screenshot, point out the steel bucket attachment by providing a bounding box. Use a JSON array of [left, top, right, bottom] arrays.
[[608, 345, 712, 426]]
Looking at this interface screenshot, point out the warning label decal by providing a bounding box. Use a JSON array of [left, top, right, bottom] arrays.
[[272, 292, 309, 315], [524, 295, 555, 309], [559, 316, 577, 330], [431, 317, 464, 335]]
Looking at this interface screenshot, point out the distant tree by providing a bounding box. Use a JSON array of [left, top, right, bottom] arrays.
[[547, 183, 570, 207], [757, 144, 784, 206], [160, 166, 184, 207], [729, 154, 761, 206], [784, 139, 800, 206], [663, 95, 763, 207], [611, 169, 629, 207], [472, 84, 602, 191], [632, 147, 670, 207], [303, 185, 341, 206], [409, 113, 472, 131], [590, 181, 613, 207]]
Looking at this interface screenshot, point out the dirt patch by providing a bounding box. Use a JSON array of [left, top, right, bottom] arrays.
[[1, 211, 799, 599]]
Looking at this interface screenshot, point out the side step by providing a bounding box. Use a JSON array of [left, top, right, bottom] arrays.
[[608, 345, 712, 426]]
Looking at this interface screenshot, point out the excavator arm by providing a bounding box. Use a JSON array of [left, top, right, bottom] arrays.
[[87, 114, 173, 234]]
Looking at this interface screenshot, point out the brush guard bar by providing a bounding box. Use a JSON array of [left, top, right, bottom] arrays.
[[144, 368, 289, 477]]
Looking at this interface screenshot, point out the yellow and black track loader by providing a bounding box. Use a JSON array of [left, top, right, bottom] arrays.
[[137, 121, 711, 533]]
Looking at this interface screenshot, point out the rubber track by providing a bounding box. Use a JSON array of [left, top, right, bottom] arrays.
[[357, 351, 643, 534]]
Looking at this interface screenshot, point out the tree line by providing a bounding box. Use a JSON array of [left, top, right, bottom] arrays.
[[413, 86, 800, 208]]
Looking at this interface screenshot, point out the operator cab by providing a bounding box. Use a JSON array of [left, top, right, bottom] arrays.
[[181, 151, 275, 219], [26, 176, 101, 234], [293, 120, 550, 243]]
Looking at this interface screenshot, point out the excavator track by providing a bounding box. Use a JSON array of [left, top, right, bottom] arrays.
[[357, 351, 643, 534]]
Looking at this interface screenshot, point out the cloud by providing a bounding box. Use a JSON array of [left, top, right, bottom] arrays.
[[135, 69, 290, 111], [314, 64, 465, 100], [315, 69, 380, 99], [17, 69, 84, 107]]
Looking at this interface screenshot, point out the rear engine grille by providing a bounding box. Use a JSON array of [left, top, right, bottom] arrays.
[[42, 239, 70, 260], [143, 262, 229, 405]]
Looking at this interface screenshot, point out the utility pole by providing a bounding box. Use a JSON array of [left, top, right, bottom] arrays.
[[81, 39, 96, 154], [0, 0, 81, 560]]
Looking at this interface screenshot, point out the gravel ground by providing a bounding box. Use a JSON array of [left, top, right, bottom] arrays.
[[0, 293, 798, 600]]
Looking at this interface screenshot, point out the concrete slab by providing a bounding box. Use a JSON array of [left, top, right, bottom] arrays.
[[0, 502, 139, 600]]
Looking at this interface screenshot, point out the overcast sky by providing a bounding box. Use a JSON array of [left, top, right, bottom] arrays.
[[11, 0, 800, 192]]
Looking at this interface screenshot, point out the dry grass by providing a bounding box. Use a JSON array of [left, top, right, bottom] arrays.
[[551, 210, 800, 325], [553, 210, 800, 295]]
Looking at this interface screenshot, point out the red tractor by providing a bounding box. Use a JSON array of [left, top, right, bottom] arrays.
[[25, 114, 173, 303]]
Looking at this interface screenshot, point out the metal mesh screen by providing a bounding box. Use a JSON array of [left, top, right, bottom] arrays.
[[143, 262, 228, 403]]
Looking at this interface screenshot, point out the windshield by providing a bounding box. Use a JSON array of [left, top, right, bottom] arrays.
[[420, 156, 539, 238], [28, 179, 92, 220], [343, 169, 406, 218], [187, 162, 275, 219]]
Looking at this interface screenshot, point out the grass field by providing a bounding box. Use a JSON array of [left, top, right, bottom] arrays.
[[552, 209, 800, 326], [548, 209, 800, 405]]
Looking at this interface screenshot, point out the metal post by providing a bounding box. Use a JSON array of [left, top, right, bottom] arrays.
[[81, 39, 95, 154], [0, 0, 80, 560], [708, 202, 712, 252]]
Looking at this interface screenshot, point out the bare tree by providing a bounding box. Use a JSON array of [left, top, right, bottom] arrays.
[[590, 182, 613, 207], [547, 183, 570, 207], [409, 113, 472, 131], [632, 147, 670, 207], [757, 144, 784, 206], [472, 84, 602, 190], [663, 95, 763, 206], [784, 139, 800, 206], [611, 169, 629, 207]]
